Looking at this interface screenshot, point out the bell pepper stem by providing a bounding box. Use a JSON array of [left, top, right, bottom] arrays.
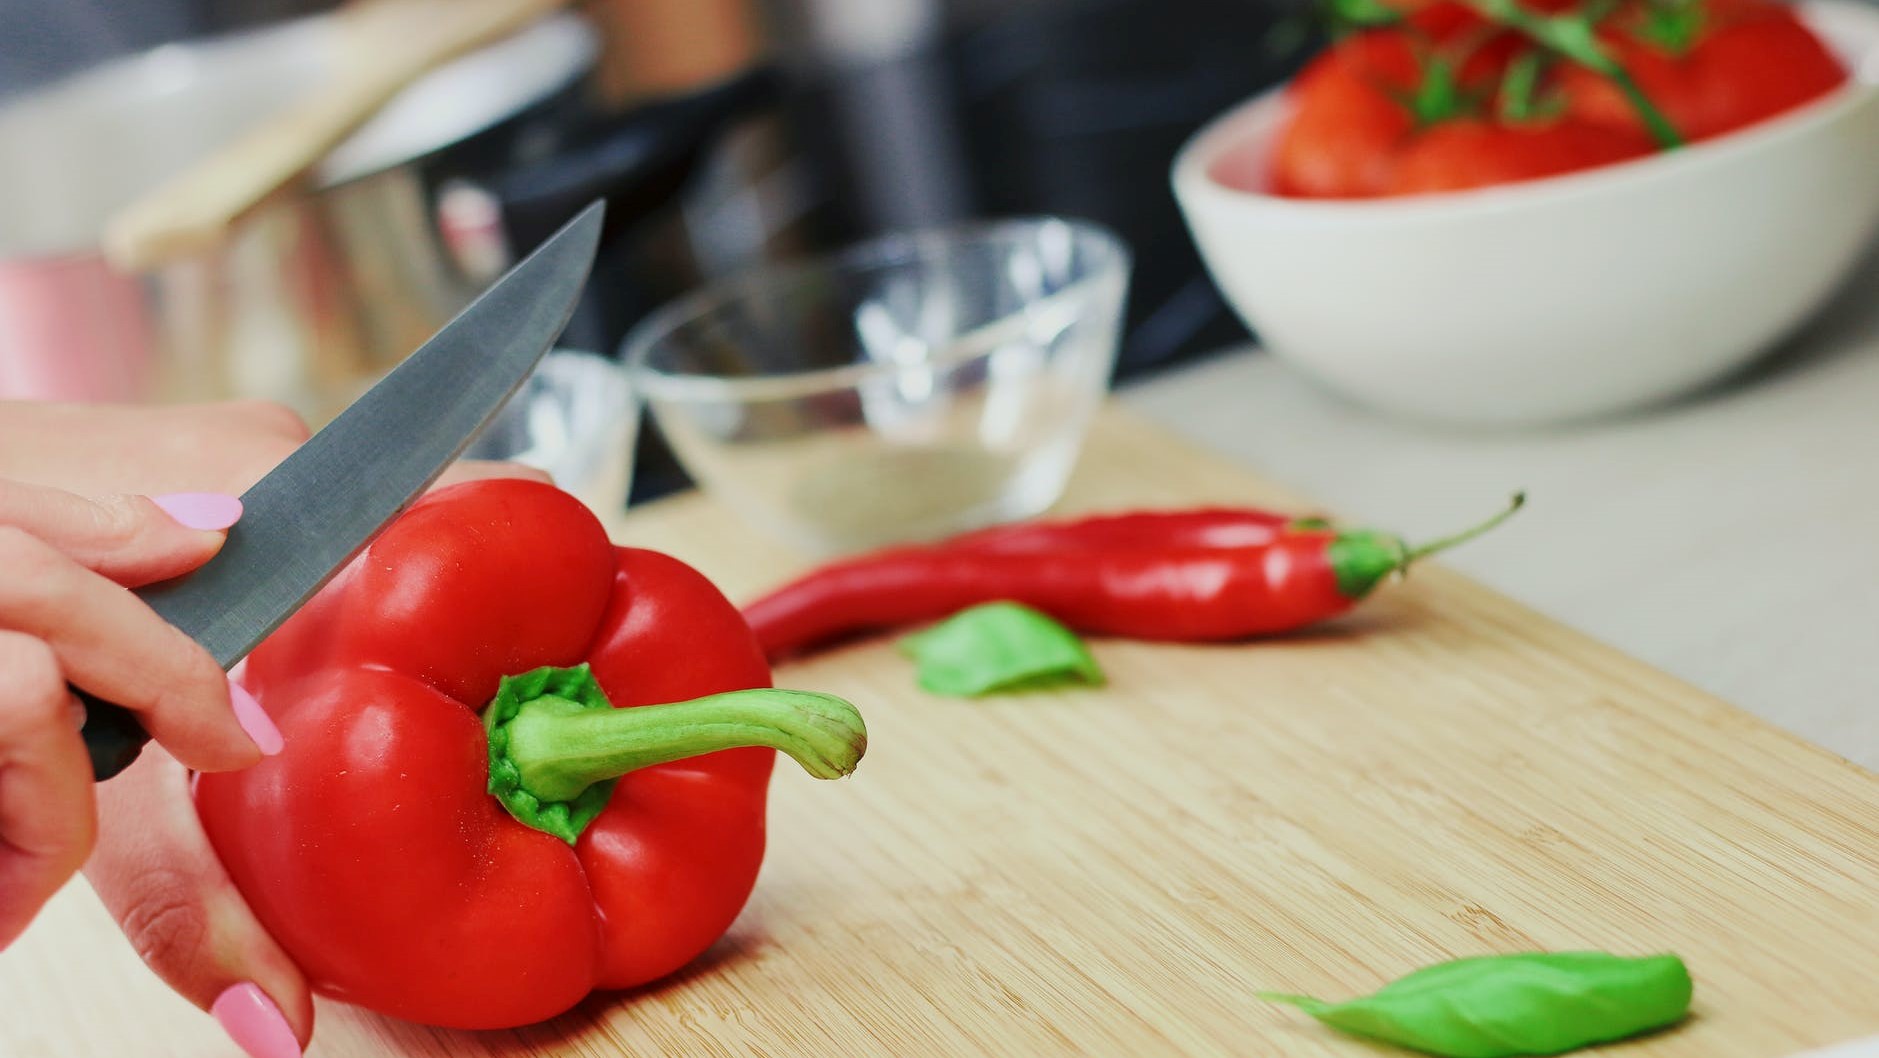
[[509, 689, 868, 800], [485, 665, 866, 843]]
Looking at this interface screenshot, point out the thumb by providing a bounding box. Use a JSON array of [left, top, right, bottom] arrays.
[[84, 748, 311, 1057], [0, 480, 241, 587]]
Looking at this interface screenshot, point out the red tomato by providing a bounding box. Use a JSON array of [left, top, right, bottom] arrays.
[[1266, 38, 1419, 197], [1385, 118, 1656, 195], [1257, 0, 1846, 200], [1378, 0, 1583, 16], [1560, 0, 1846, 141], [1264, 18, 1520, 197]]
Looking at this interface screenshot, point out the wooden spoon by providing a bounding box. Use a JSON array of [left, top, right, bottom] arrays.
[[104, 0, 571, 271]]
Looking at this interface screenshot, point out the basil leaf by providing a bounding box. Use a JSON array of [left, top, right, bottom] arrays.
[[1259, 952, 1693, 1057], [898, 602, 1104, 697]]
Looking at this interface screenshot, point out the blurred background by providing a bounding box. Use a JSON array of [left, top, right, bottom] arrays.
[[7, 0, 1874, 515], [0, 0, 1315, 501], [6, 0, 1878, 762]]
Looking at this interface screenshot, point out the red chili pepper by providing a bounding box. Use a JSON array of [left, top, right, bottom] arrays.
[[746, 496, 1522, 659], [942, 507, 1307, 554], [194, 479, 866, 1030]]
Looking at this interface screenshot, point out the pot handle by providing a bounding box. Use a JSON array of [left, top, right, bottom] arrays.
[[104, 0, 572, 270], [489, 65, 782, 253]]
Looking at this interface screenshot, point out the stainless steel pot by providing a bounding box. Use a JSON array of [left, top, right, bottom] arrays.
[[0, 8, 774, 423]]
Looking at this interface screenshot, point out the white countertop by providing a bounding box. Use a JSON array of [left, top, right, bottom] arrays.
[[1121, 246, 1879, 771]]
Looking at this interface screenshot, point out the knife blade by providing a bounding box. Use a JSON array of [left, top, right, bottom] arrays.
[[80, 201, 606, 780]]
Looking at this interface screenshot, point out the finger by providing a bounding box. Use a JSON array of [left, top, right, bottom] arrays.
[[434, 459, 555, 488], [0, 631, 95, 950], [0, 529, 270, 772], [132, 400, 308, 494], [0, 400, 305, 498], [0, 480, 241, 587], [224, 400, 312, 446], [85, 749, 310, 1056]]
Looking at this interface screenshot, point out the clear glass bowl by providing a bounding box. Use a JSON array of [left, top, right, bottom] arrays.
[[463, 349, 638, 518], [623, 217, 1131, 554]]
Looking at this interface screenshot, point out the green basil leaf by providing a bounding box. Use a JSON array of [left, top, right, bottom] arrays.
[[898, 602, 1104, 698], [1259, 951, 1693, 1057]]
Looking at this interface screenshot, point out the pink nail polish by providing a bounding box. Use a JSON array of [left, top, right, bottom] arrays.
[[229, 681, 284, 757], [211, 983, 300, 1058], [153, 492, 243, 531]]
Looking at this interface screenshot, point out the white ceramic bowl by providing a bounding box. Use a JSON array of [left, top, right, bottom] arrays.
[[1172, 0, 1879, 425]]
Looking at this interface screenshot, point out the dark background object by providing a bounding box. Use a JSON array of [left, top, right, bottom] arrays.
[[782, 0, 1312, 379], [0, 0, 338, 98], [6, 0, 1306, 377], [486, 66, 785, 356], [619, 0, 1311, 501], [956, 0, 1314, 374], [1, 0, 1311, 506]]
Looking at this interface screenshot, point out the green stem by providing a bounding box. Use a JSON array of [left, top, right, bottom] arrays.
[[1499, 50, 1549, 123], [512, 689, 867, 798], [484, 666, 867, 843], [1405, 491, 1526, 561], [1605, 68, 1684, 148], [1463, 0, 1684, 149], [1327, 493, 1525, 599]]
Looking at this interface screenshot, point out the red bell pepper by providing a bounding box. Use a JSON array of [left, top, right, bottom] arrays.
[[194, 479, 866, 1030]]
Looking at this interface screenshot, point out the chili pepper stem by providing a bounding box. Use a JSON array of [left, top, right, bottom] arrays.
[[485, 665, 866, 843], [1328, 493, 1524, 599], [1404, 491, 1526, 562]]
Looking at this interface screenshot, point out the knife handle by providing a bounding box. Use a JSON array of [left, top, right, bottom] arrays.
[[75, 688, 150, 781]]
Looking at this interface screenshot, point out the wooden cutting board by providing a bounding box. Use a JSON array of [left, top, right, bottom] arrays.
[[7, 407, 1878, 1057]]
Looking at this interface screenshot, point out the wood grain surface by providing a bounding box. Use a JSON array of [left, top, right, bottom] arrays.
[[6, 407, 1877, 1057]]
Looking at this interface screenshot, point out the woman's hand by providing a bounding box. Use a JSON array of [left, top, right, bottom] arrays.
[[2, 400, 552, 1058], [0, 480, 271, 950], [0, 399, 312, 498]]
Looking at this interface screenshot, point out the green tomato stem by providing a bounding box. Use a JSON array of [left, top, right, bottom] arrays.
[[1463, 0, 1685, 148], [1599, 64, 1685, 148]]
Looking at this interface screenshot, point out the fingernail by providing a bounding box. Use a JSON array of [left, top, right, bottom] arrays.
[[229, 681, 283, 757], [153, 492, 243, 531], [211, 983, 300, 1058]]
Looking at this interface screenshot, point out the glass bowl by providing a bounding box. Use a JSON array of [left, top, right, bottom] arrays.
[[622, 217, 1131, 554], [463, 349, 638, 518]]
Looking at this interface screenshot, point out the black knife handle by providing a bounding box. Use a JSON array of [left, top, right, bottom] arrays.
[[76, 688, 149, 781]]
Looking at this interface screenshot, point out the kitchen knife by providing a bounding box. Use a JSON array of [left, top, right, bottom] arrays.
[[79, 200, 605, 781]]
